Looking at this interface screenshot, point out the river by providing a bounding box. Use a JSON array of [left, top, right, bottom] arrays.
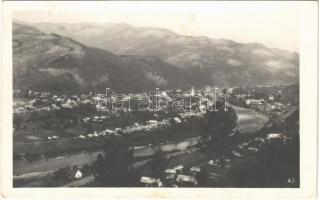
[[231, 105, 269, 133]]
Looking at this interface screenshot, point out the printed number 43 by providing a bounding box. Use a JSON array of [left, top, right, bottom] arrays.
[[288, 178, 296, 183]]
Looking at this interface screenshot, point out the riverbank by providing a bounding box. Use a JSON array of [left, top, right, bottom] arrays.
[[14, 136, 201, 175]]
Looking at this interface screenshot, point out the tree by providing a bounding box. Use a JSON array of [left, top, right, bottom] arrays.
[[91, 136, 137, 186], [150, 150, 169, 178], [196, 166, 209, 186], [201, 100, 238, 150], [201, 100, 238, 186], [53, 166, 72, 183]]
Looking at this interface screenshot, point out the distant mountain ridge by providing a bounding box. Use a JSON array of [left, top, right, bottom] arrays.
[[13, 22, 299, 94], [30, 22, 299, 86], [13, 22, 191, 94]]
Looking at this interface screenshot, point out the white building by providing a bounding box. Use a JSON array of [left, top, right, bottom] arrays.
[[74, 170, 83, 179]]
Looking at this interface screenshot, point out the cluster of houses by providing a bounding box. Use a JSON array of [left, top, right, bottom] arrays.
[[231, 132, 292, 159], [140, 164, 200, 187], [47, 135, 60, 140], [13, 90, 83, 113], [13, 86, 224, 115], [78, 129, 121, 139], [76, 117, 184, 140], [246, 99, 287, 116], [233, 137, 264, 158], [178, 111, 204, 119], [81, 115, 109, 123], [14, 85, 291, 115], [266, 133, 291, 144], [227, 86, 293, 117], [122, 119, 171, 134], [42, 108, 189, 141]]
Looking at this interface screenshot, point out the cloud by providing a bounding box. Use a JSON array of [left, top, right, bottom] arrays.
[[227, 59, 242, 67], [252, 49, 273, 57], [146, 72, 168, 86]]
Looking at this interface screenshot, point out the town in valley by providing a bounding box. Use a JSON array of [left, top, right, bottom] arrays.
[[12, 9, 299, 188], [13, 84, 299, 187]]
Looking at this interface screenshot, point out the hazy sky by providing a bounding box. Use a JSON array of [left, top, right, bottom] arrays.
[[12, 1, 301, 52]]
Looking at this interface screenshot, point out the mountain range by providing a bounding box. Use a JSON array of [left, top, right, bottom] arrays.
[[13, 21, 299, 93], [13, 22, 190, 94]]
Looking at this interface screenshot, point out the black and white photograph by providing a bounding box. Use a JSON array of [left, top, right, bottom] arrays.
[[0, 1, 318, 198]]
